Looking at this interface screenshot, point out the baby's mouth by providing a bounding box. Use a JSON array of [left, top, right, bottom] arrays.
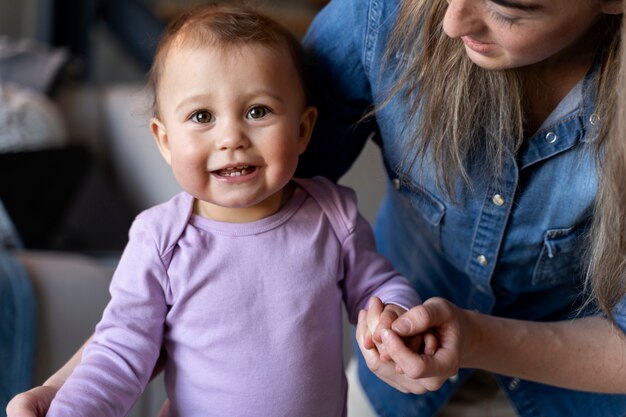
[[214, 165, 256, 177]]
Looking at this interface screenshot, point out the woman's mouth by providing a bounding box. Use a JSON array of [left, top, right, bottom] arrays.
[[461, 36, 496, 54]]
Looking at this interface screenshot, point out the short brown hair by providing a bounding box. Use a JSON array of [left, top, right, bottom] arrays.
[[147, 2, 310, 117]]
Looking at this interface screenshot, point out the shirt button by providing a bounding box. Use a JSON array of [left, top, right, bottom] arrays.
[[492, 194, 505, 206], [589, 113, 601, 126], [392, 178, 401, 190], [508, 378, 521, 391], [477, 255, 488, 266], [545, 131, 558, 144]]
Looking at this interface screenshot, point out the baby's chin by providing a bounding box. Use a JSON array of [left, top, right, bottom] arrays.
[[194, 192, 285, 222]]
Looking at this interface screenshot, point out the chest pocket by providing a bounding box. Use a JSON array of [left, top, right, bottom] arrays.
[[532, 225, 587, 288], [392, 176, 446, 252]]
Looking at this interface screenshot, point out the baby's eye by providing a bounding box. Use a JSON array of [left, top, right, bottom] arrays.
[[191, 110, 214, 124], [246, 106, 271, 120]]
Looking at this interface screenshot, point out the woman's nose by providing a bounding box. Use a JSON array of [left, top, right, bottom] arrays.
[[442, 0, 484, 39]]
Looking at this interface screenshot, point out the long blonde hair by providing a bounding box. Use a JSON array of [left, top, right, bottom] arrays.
[[587, 7, 626, 322], [385, 0, 524, 195], [387, 0, 624, 317]]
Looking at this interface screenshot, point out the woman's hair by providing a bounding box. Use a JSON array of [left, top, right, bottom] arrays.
[[146, 2, 309, 117], [586, 6, 626, 322], [386, 0, 624, 318], [384, 0, 523, 194]]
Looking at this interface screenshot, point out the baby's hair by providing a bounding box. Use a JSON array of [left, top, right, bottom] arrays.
[[147, 2, 310, 117]]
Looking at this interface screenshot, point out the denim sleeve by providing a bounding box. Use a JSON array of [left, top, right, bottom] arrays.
[[297, 0, 379, 180], [614, 296, 626, 335]]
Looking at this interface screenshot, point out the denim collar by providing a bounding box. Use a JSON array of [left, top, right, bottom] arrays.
[[518, 53, 601, 170]]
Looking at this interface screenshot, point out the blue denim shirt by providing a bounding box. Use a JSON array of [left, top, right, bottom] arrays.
[[301, 0, 626, 416]]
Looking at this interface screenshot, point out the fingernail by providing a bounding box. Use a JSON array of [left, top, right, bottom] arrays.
[[358, 310, 365, 322], [368, 297, 375, 309], [392, 318, 410, 333]]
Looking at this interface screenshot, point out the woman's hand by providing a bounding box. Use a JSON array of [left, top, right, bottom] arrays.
[[356, 297, 466, 394]]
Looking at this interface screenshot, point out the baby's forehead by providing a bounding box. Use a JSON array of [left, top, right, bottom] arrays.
[[168, 33, 289, 62], [158, 41, 305, 93], [167, 38, 297, 75]]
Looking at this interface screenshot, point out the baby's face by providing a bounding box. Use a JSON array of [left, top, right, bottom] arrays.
[[151, 43, 316, 222]]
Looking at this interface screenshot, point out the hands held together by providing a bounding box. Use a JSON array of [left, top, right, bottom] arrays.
[[356, 297, 468, 394]]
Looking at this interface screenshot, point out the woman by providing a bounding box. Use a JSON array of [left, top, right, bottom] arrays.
[[7, 0, 626, 416], [300, 0, 626, 416], [357, 0, 626, 402]]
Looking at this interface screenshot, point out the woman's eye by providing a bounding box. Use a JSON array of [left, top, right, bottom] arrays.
[[246, 106, 270, 120], [486, 3, 525, 27], [191, 111, 214, 124], [489, 9, 519, 27]]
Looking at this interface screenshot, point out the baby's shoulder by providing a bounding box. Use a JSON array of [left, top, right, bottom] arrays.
[[130, 192, 194, 250], [294, 176, 360, 238]]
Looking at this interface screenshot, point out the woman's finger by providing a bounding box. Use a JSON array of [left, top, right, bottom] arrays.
[[379, 328, 429, 376], [392, 298, 453, 337], [422, 330, 438, 356]]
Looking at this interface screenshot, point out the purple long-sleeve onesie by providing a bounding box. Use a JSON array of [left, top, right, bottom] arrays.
[[47, 177, 420, 417]]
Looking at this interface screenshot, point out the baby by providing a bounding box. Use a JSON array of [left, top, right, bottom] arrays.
[[45, 4, 420, 417]]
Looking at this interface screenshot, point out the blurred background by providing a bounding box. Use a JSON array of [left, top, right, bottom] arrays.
[[0, 1, 385, 416], [1, 0, 328, 82]]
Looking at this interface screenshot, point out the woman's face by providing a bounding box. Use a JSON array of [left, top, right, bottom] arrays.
[[442, 0, 622, 70]]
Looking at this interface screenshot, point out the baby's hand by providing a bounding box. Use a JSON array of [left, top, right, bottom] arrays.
[[6, 385, 59, 417], [364, 297, 402, 362], [359, 297, 402, 362]]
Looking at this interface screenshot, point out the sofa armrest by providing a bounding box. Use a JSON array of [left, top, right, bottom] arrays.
[[14, 250, 114, 385]]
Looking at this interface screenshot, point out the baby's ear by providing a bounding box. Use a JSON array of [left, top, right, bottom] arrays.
[[150, 118, 172, 165], [298, 106, 318, 154]]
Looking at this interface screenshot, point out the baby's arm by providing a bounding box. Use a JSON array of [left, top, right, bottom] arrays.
[[338, 204, 429, 357], [341, 211, 421, 321], [6, 337, 168, 417], [45, 223, 169, 417], [330, 183, 454, 388]]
